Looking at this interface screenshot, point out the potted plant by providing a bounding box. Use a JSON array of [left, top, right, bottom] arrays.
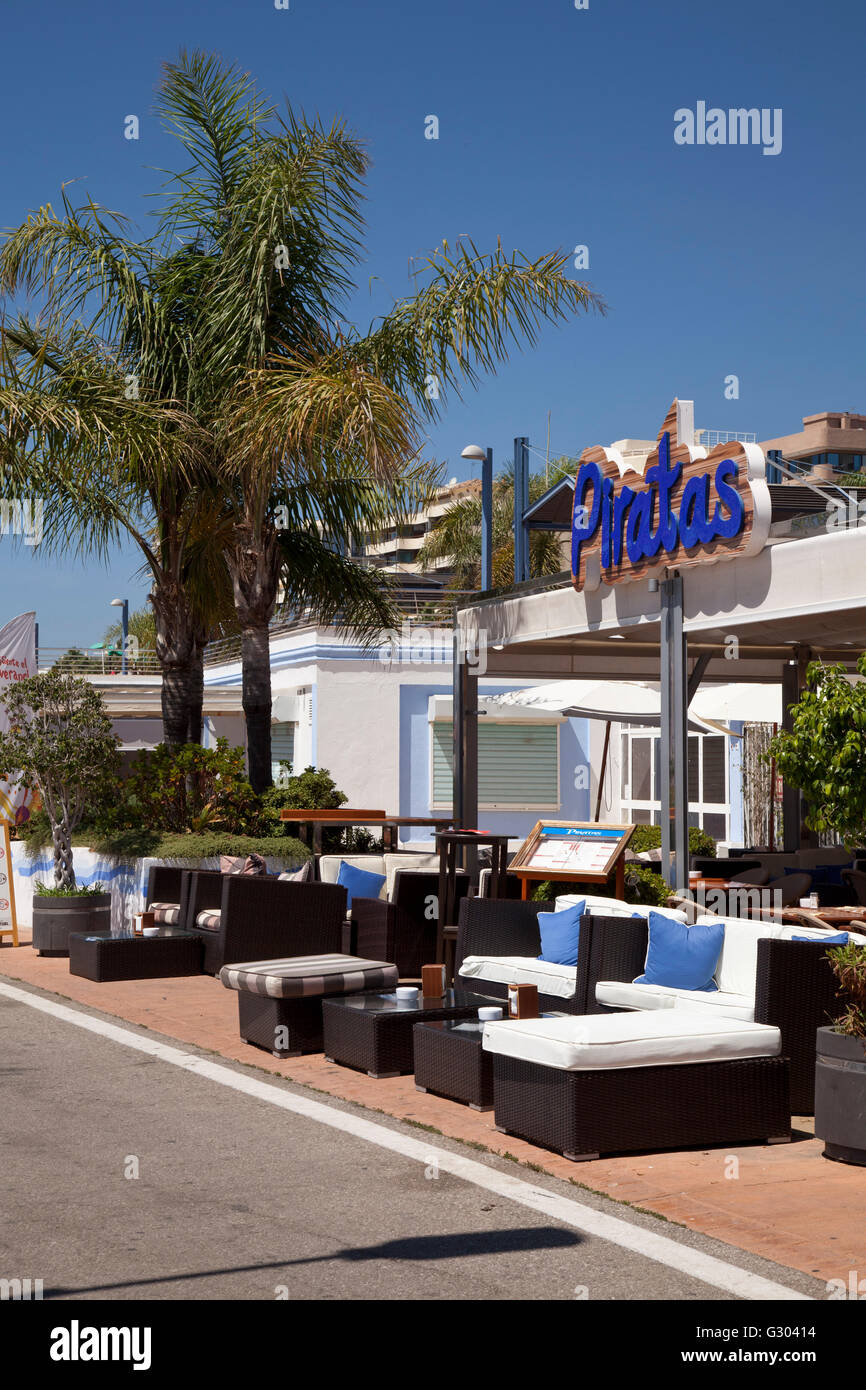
[[815, 940, 866, 1166], [0, 670, 120, 954]]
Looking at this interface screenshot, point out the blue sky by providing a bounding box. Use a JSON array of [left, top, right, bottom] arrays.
[[1, 0, 863, 646]]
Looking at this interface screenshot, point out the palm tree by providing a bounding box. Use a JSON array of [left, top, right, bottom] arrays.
[[417, 465, 576, 588], [1, 51, 603, 789], [151, 53, 602, 787]]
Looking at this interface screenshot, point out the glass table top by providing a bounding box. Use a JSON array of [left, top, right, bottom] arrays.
[[328, 989, 481, 1015]]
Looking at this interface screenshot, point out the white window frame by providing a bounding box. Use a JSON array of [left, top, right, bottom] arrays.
[[619, 725, 730, 840]]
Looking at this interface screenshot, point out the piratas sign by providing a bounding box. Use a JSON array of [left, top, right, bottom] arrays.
[[571, 400, 771, 591]]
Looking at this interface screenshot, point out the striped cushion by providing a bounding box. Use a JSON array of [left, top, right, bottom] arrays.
[[195, 909, 222, 932], [219, 953, 399, 1000], [150, 902, 180, 926]]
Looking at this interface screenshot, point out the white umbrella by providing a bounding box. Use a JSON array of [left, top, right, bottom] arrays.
[[492, 680, 733, 734]]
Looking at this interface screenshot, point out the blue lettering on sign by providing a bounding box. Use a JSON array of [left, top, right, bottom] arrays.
[[571, 433, 746, 585], [541, 826, 623, 840]]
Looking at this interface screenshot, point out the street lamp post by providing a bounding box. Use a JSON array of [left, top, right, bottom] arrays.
[[110, 598, 129, 674], [460, 444, 493, 591]]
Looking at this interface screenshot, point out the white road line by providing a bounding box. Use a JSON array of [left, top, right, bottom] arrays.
[[0, 978, 812, 1302]]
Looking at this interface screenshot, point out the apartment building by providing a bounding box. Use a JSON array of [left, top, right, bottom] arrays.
[[354, 478, 482, 576]]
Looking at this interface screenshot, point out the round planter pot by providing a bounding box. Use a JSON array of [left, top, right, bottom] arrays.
[[815, 1025, 866, 1166], [31, 893, 112, 957]]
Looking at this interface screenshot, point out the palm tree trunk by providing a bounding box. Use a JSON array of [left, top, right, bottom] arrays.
[[152, 584, 202, 748], [241, 620, 273, 794], [226, 525, 281, 794], [185, 632, 206, 745]]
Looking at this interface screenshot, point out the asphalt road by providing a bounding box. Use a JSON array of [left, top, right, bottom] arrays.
[[0, 984, 822, 1302]]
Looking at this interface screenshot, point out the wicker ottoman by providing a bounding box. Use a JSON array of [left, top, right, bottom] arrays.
[[414, 1012, 566, 1111], [485, 1010, 791, 1161], [219, 953, 399, 1058]]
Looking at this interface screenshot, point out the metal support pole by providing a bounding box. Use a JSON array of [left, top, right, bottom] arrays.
[[513, 436, 530, 584], [660, 574, 689, 890], [452, 620, 479, 834], [452, 622, 464, 831], [481, 448, 493, 592], [781, 647, 813, 850], [121, 598, 129, 675]]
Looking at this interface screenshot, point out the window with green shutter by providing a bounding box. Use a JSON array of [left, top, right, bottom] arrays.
[[271, 723, 296, 785], [431, 721, 559, 809]]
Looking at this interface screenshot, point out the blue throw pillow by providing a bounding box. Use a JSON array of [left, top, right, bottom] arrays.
[[336, 860, 387, 909], [791, 931, 849, 944], [537, 901, 584, 966], [634, 912, 724, 992]]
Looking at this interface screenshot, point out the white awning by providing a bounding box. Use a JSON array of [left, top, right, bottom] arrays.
[[491, 680, 739, 735]]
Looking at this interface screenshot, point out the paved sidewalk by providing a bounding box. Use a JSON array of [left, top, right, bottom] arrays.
[[2, 934, 863, 1286]]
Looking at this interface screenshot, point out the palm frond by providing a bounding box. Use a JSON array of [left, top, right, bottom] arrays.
[[349, 238, 605, 415]]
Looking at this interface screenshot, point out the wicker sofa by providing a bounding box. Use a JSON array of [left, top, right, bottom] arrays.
[[590, 913, 866, 1114], [453, 897, 670, 1017]]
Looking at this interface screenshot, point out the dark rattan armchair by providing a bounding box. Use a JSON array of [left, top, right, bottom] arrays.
[[186, 871, 347, 975], [145, 865, 192, 927], [350, 870, 469, 980]]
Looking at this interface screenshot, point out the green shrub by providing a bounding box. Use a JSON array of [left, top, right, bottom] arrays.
[[531, 865, 669, 907], [261, 766, 373, 850], [827, 941, 866, 1041], [121, 739, 264, 835], [261, 766, 347, 815], [33, 880, 106, 898], [628, 825, 716, 859], [147, 832, 309, 863]]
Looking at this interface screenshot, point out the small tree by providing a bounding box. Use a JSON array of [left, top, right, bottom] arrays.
[[0, 671, 120, 887], [766, 654, 866, 845]]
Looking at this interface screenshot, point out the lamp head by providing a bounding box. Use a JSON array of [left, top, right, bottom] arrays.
[[460, 444, 486, 463]]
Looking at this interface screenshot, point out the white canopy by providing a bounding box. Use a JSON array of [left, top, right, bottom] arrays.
[[490, 679, 778, 734]]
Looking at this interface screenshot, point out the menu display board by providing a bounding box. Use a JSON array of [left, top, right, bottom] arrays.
[[510, 821, 635, 886]]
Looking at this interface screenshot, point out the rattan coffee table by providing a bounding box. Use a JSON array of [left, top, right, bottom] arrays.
[[321, 989, 480, 1078], [68, 929, 203, 982], [414, 1013, 566, 1111]]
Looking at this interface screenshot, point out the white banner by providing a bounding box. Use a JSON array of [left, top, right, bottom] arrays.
[[0, 611, 37, 824]]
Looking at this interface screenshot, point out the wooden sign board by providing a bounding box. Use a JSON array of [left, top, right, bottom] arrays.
[[510, 820, 635, 884], [571, 399, 771, 592], [0, 821, 19, 946]]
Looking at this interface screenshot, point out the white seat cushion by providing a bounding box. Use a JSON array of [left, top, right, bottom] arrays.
[[482, 1009, 780, 1071], [382, 852, 440, 901], [595, 979, 754, 1020], [458, 954, 577, 1000], [555, 894, 686, 923]]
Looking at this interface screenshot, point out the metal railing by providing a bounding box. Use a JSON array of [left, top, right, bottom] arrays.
[[203, 589, 475, 665], [698, 430, 757, 449], [37, 648, 162, 675], [37, 590, 482, 675]]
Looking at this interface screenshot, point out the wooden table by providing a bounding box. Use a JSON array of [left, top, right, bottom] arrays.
[[778, 906, 866, 928], [279, 810, 456, 853]]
